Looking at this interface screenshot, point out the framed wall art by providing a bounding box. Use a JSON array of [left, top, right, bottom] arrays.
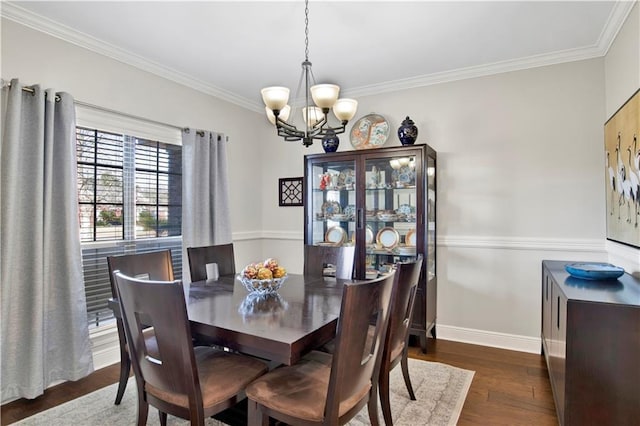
[[279, 177, 303, 207], [604, 88, 640, 249]]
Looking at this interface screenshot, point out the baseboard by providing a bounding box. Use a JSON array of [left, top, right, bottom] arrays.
[[90, 326, 120, 370], [436, 324, 541, 354]]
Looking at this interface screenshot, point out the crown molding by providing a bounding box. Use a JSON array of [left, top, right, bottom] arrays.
[[3, 1, 634, 110], [598, 0, 637, 55], [343, 1, 637, 99], [0, 2, 263, 113]]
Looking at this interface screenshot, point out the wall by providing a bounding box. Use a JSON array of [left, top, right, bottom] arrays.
[[1, 18, 266, 268], [3, 5, 638, 360], [604, 3, 640, 276], [260, 58, 609, 352], [1, 18, 269, 369]]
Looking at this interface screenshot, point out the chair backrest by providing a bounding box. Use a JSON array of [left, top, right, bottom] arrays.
[[303, 244, 355, 280], [107, 250, 174, 298], [324, 272, 395, 421], [113, 271, 203, 410], [187, 243, 235, 281], [384, 255, 423, 364]]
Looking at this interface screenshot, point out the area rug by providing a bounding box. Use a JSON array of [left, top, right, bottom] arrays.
[[11, 359, 473, 426]]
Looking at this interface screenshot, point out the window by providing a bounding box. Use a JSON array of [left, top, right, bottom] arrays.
[[77, 126, 183, 329]]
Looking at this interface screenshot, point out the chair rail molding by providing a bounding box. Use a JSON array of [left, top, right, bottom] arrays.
[[439, 235, 606, 253], [258, 232, 607, 253]]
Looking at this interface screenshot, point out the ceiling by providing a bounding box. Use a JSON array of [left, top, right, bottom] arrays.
[[3, 1, 634, 112]]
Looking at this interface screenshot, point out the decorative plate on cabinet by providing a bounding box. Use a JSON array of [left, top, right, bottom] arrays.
[[325, 226, 346, 245], [376, 227, 400, 249], [349, 114, 390, 150]]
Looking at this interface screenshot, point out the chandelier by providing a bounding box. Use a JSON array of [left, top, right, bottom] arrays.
[[260, 0, 358, 147]]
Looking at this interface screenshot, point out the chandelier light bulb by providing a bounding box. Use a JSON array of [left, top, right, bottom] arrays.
[[389, 159, 401, 170], [333, 98, 358, 121], [302, 106, 323, 127], [261, 86, 290, 111], [398, 157, 411, 167], [265, 105, 291, 125], [310, 84, 340, 109]]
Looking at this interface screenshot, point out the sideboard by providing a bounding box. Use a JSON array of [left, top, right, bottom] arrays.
[[541, 260, 640, 425]]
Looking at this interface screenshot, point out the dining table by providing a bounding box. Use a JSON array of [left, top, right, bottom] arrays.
[[110, 273, 350, 366], [186, 273, 347, 366], [108, 273, 349, 426]]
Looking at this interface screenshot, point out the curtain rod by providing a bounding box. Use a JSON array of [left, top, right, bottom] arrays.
[[1, 78, 229, 141]]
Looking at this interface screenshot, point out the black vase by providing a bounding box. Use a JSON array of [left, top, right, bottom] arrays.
[[397, 116, 418, 145], [322, 130, 339, 153]]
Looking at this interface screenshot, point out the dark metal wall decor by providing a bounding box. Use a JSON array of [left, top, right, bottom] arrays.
[[604, 88, 640, 249], [279, 177, 304, 206]]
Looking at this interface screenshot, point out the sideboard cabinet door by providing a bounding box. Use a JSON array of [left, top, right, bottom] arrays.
[[541, 260, 640, 426]]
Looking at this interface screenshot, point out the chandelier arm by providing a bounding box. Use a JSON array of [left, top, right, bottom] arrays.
[[310, 124, 347, 141], [276, 118, 303, 133], [278, 128, 302, 139]]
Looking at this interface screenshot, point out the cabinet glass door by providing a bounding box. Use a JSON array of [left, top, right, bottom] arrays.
[[364, 153, 419, 279], [426, 155, 436, 280], [309, 158, 357, 248]]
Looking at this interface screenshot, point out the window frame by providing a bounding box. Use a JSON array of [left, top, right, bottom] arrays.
[[75, 107, 182, 334]]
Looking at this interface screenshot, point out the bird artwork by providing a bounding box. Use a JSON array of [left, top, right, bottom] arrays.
[[603, 90, 640, 249], [615, 133, 626, 221], [627, 135, 640, 227], [607, 151, 616, 216]]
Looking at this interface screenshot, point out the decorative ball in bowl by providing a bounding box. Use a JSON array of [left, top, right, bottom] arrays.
[[237, 258, 287, 295]]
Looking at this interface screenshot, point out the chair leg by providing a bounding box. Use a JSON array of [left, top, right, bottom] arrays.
[[379, 369, 393, 426], [136, 396, 149, 426], [247, 399, 268, 426], [400, 353, 416, 400], [158, 411, 167, 426], [114, 350, 131, 405], [367, 389, 380, 426]]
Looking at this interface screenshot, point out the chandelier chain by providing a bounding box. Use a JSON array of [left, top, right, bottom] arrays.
[[304, 0, 309, 61]]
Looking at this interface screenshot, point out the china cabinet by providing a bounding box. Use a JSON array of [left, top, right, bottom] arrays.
[[304, 144, 437, 351]]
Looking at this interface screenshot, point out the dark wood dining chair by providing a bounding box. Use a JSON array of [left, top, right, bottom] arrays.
[[187, 243, 236, 281], [113, 271, 268, 426], [379, 255, 423, 426], [107, 250, 174, 405], [245, 272, 395, 426], [303, 244, 355, 280]]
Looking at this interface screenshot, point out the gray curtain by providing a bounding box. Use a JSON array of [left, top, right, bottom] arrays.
[[181, 129, 232, 283], [1, 79, 94, 402]]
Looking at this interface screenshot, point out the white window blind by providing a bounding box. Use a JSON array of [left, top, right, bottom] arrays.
[[75, 109, 183, 330]]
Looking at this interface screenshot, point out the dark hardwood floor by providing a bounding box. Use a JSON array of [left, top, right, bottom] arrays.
[[1, 339, 558, 425]]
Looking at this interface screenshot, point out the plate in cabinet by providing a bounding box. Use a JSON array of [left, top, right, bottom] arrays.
[[376, 227, 400, 249], [321, 201, 341, 217], [351, 225, 374, 245], [405, 229, 417, 246], [325, 226, 346, 245]]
